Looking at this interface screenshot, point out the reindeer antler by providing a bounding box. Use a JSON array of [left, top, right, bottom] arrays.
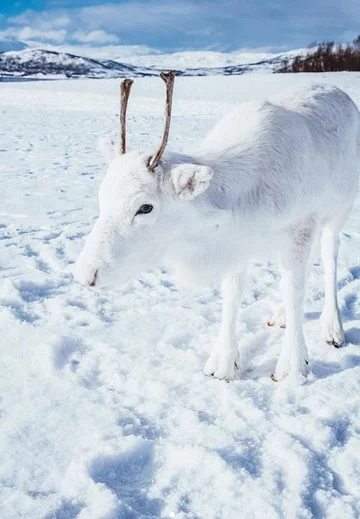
[[148, 71, 176, 171], [120, 78, 134, 154]]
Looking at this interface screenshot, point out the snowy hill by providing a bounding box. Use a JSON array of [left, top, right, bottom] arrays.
[[0, 49, 155, 79], [118, 48, 309, 70], [0, 46, 308, 79], [117, 49, 274, 69]]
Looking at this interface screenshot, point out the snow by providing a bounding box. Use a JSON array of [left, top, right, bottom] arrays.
[[1, 72, 360, 518], [114, 48, 314, 71], [1, 40, 288, 69], [116, 50, 275, 69], [0, 49, 145, 80], [0, 45, 311, 79]]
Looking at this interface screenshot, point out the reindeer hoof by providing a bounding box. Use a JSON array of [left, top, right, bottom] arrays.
[[204, 350, 239, 381], [267, 322, 286, 329], [328, 339, 342, 349]]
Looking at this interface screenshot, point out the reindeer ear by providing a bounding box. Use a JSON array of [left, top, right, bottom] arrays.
[[171, 164, 213, 200], [98, 137, 117, 164]]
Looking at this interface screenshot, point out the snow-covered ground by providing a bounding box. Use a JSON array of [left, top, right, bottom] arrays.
[[1, 73, 360, 519]]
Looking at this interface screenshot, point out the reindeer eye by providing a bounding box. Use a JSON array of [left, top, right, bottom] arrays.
[[136, 204, 153, 215]]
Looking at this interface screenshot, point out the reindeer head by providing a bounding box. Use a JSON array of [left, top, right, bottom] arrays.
[[75, 72, 213, 289]]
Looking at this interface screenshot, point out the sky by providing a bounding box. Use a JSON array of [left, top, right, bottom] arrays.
[[0, 0, 360, 57]]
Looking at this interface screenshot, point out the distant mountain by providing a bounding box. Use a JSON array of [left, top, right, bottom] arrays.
[[0, 47, 307, 79], [0, 49, 156, 79], [116, 48, 310, 72], [170, 51, 305, 76], [116, 50, 275, 70]]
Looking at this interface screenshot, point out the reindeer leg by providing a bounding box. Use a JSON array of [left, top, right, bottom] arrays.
[[204, 267, 247, 380], [268, 303, 286, 329], [272, 219, 317, 381]]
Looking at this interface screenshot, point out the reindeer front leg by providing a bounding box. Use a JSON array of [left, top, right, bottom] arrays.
[[204, 268, 247, 380]]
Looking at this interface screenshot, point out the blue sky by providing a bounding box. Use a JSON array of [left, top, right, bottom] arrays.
[[0, 0, 359, 54]]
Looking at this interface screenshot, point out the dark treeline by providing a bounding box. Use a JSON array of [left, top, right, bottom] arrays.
[[278, 35, 360, 73]]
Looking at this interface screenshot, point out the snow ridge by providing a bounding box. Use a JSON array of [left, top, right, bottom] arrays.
[[0, 47, 307, 79]]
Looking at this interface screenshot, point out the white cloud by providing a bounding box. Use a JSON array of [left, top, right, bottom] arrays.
[[1, 0, 359, 56], [72, 30, 119, 44], [341, 30, 360, 42], [8, 11, 71, 29], [25, 41, 160, 61], [0, 26, 67, 43], [17, 27, 66, 43], [76, 1, 199, 31]]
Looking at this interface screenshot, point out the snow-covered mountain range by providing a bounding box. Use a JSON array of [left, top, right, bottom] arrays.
[[0, 43, 306, 79], [0, 49, 154, 79]]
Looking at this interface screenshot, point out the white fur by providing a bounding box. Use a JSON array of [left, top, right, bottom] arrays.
[[98, 137, 116, 164], [76, 84, 360, 381], [171, 164, 213, 199]]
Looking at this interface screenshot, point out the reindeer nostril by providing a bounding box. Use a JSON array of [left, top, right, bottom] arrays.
[[89, 270, 98, 287]]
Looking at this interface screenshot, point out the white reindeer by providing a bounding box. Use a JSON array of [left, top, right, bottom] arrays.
[[76, 72, 360, 381]]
